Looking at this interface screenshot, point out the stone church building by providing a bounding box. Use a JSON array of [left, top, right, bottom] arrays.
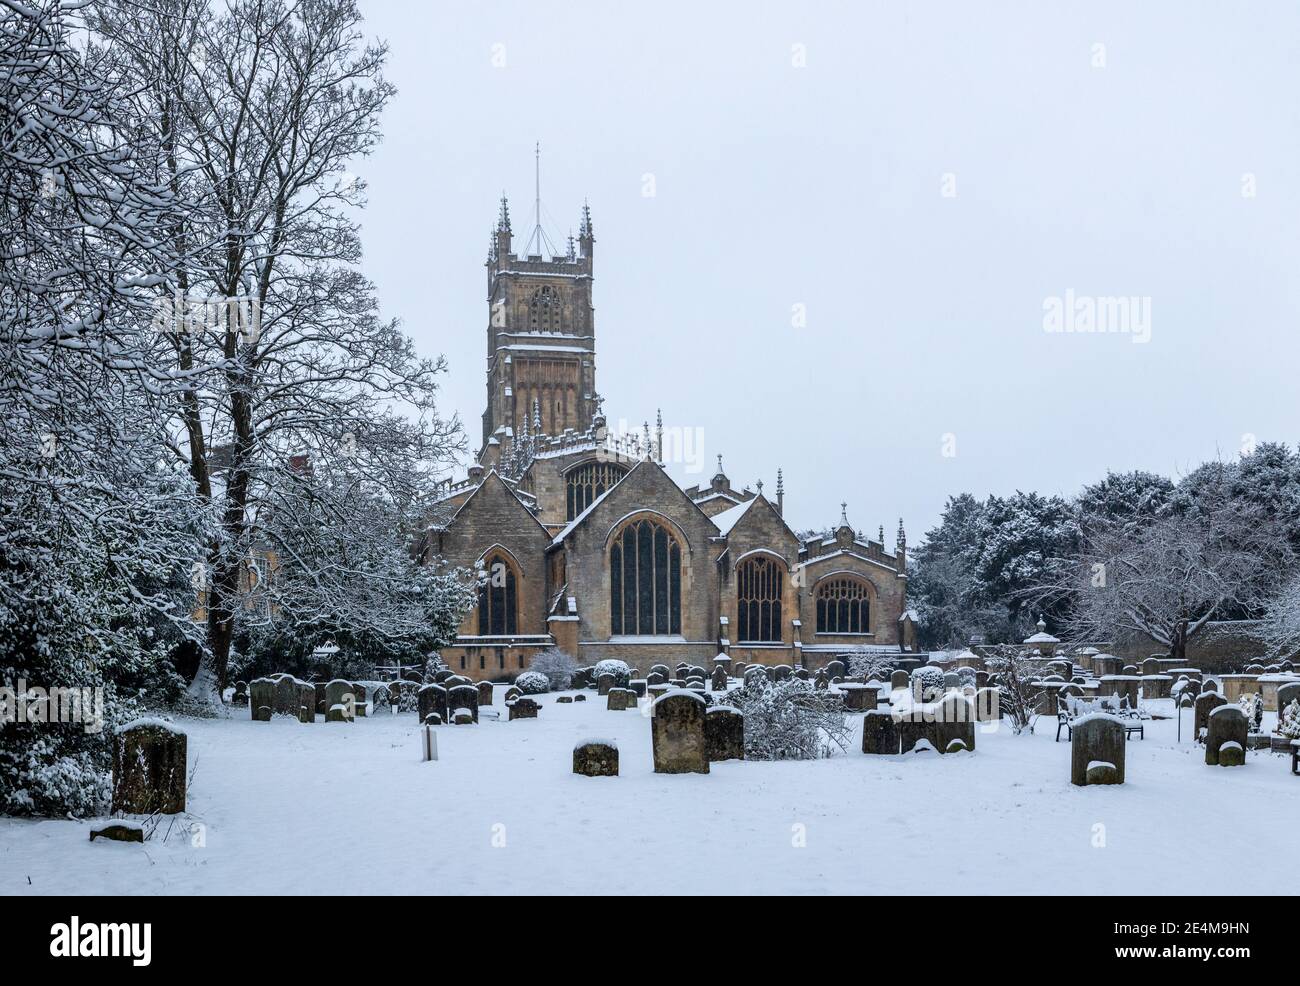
[[423, 193, 916, 680]]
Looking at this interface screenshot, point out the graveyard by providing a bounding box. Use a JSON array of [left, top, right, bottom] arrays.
[[3, 661, 1297, 896]]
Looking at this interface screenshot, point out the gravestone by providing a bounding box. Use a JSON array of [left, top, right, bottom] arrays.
[[597, 673, 615, 696], [628, 679, 647, 698], [1276, 681, 1300, 712], [350, 682, 367, 717], [556, 695, 572, 703], [862, 709, 900, 755], [935, 694, 976, 754], [111, 721, 187, 814], [974, 686, 1001, 722], [433, 669, 454, 683], [503, 686, 522, 704], [890, 669, 909, 692], [773, 665, 792, 682], [1070, 714, 1126, 786], [274, 675, 312, 722], [704, 707, 744, 761], [1205, 706, 1248, 766], [647, 671, 667, 686], [314, 681, 328, 715], [231, 681, 248, 708], [825, 660, 846, 679], [477, 681, 494, 707], [607, 688, 631, 711], [839, 683, 877, 712], [509, 697, 540, 720], [572, 693, 586, 702], [325, 679, 356, 721], [417, 684, 448, 726], [652, 692, 709, 774], [448, 684, 479, 723], [711, 666, 728, 691], [249, 678, 275, 721], [1194, 691, 1228, 740], [573, 741, 619, 777], [942, 672, 960, 691]]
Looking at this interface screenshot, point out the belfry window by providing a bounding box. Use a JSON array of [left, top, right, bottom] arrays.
[[610, 519, 681, 636], [477, 553, 518, 635], [815, 577, 871, 634], [565, 462, 627, 520], [737, 556, 783, 642], [529, 286, 560, 332]]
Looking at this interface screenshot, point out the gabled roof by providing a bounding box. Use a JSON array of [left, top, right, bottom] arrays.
[[548, 458, 721, 550], [712, 496, 759, 536], [447, 469, 551, 539]]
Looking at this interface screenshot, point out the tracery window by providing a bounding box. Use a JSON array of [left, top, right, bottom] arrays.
[[610, 519, 681, 636], [565, 461, 627, 520], [529, 286, 560, 332], [737, 556, 783, 642], [815, 577, 871, 634], [477, 553, 518, 635]]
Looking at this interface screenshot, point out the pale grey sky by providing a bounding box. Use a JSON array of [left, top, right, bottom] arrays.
[[357, 0, 1300, 537]]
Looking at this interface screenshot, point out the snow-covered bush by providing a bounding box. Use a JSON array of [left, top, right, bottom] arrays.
[[1238, 692, 1263, 732], [722, 677, 850, 760], [529, 648, 577, 690], [846, 650, 895, 680], [514, 670, 550, 695], [1278, 699, 1300, 740], [593, 659, 631, 688], [982, 645, 1042, 735], [910, 666, 945, 701]]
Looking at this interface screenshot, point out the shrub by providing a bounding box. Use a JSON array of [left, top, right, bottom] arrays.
[[515, 670, 550, 695], [722, 677, 850, 760], [910, 665, 945, 701], [1279, 699, 1300, 740], [593, 659, 630, 688], [529, 648, 577, 690]]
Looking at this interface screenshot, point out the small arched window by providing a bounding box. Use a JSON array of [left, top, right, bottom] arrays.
[[610, 518, 681, 636], [565, 461, 627, 520], [478, 552, 518, 635], [737, 555, 783, 642], [815, 576, 871, 634]]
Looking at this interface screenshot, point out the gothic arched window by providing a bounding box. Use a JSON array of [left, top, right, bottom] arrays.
[[477, 553, 518, 635], [737, 555, 783, 642], [815, 576, 871, 634], [565, 461, 627, 520], [529, 286, 560, 332], [610, 518, 681, 636]]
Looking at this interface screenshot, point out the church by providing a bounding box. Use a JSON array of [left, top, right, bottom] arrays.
[[422, 191, 916, 680]]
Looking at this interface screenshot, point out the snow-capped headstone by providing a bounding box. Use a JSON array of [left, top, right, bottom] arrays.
[[711, 665, 728, 691], [862, 708, 900, 755], [112, 721, 187, 814], [477, 681, 494, 707], [448, 683, 479, 723], [606, 688, 631, 711], [508, 697, 540, 720], [418, 684, 447, 726], [1070, 714, 1125, 786], [250, 678, 275, 721], [1193, 691, 1227, 741], [573, 740, 618, 777], [1205, 705, 1248, 766], [652, 691, 709, 774], [597, 673, 615, 696]]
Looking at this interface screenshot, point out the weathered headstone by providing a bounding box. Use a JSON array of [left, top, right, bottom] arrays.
[[573, 740, 619, 777], [231, 681, 249, 707], [111, 721, 187, 814], [1193, 691, 1228, 740], [935, 694, 976, 754], [861, 708, 900, 755], [711, 666, 728, 691], [607, 688, 631, 711], [1205, 705, 1248, 766], [704, 707, 744, 761], [477, 681, 494, 707], [890, 669, 909, 692], [448, 683, 479, 723], [417, 684, 448, 726], [652, 692, 709, 774], [597, 673, 615, 696], [1070, 714, 1125, 786], [508, 697, 540, 720], [839, 683, 877, 712], [250, 678, 275, 721]]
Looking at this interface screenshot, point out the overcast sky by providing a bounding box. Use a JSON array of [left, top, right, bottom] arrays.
[[356, 0, 1300, 538]]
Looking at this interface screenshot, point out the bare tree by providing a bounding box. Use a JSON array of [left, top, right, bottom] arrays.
[[1259, 574, 1300, 662], [93, 0, 467, 697], [981, 645, 1044, 735], [1030, 483, 1293, 665]]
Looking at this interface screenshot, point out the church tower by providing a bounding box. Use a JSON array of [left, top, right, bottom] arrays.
[[479, 152, 597, 467]]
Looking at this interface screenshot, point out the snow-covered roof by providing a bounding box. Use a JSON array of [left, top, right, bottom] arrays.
[[713, 496, 759, 536]]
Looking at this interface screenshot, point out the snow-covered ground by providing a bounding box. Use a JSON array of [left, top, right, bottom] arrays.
[[2, 688, 1296, 895]]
